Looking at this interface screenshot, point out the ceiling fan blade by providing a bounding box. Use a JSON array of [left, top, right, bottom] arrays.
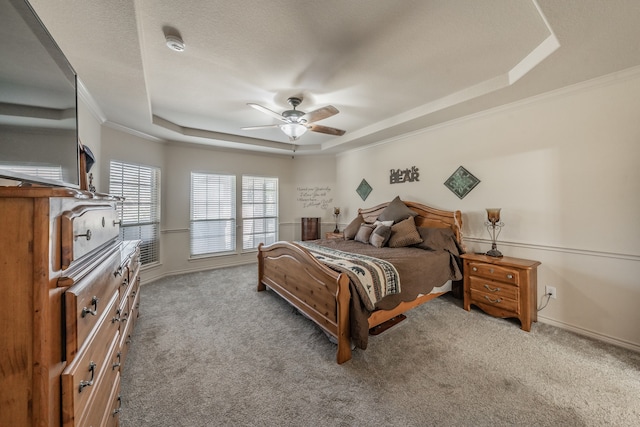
[[302, 105, 339, 123], [309, 124, 346, 136], [247, 103, 287, 122], [241, 124, 280, 130]]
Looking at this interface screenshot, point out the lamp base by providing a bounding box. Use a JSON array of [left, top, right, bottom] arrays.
[[333, 227, 340, 233], [486, 248, 503, 257]]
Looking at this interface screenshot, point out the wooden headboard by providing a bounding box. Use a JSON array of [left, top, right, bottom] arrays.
[[358, 200, 463, 246]]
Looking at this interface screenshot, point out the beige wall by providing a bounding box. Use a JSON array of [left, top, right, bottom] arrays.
[[336, 70, 640, 350], [291, 154, 338, 238], [92, 70, 640, 351]]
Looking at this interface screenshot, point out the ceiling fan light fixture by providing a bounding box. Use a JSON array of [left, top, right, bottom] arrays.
[[280, 123, 308, 140]]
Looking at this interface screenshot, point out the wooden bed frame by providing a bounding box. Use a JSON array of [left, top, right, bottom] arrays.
[[257, 200, 463, 364]]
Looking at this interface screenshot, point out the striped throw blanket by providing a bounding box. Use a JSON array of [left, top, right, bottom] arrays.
[[297, 241, 401, 311]]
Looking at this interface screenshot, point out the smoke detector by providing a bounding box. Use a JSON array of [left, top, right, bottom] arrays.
[[166, 35, 185, 52]]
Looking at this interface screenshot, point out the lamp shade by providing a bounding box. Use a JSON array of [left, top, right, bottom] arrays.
[[486, 208, 501, 223]]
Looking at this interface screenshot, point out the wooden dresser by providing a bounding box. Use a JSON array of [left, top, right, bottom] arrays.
[[301, 217, 320, 241], [461, 253, 540, 331], [0, 186, 141, 427]]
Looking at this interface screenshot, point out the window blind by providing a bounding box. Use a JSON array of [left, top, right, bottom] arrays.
[[190, 173, 236, 256], [0, 164, 64, 182], [242, 175, 278, 250], [109, 161, 161, 265]]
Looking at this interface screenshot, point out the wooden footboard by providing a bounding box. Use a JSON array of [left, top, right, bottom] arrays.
[[257, 241, 353, 364]]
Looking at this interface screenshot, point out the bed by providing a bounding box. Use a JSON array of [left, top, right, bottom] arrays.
[[257, 198, 464, 364]]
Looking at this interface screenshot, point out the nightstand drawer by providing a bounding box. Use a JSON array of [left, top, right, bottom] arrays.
[[469, 276, 519, 300], [468, 262, 519, 285], [470, 289, 519, 313]]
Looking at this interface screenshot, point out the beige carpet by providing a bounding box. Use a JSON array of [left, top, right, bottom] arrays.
[[119, 264, 640, 426]]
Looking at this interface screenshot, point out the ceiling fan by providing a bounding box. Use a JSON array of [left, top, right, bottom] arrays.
[[242, 97, 346, 142]]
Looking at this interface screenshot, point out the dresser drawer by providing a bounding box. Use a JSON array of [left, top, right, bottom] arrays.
[[101, 374, 121, 427], [82, 366, 120, 427], [468, 262, 519, 285], [64, 251, 122, 361], [469, 276, 519, 301], [117, 291, 131, 338], [61, 204, 120, 269], [119, 247, 140, 306], [61, 304, 120, 427]]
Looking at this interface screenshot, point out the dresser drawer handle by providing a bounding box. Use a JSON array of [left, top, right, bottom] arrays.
[[113, 352, 121, 370], [79, 361, 96, 392], [484, 295, 503, 304], [112, 308, 121, 323], [81, 296, 99, 317], [483, 284, 501, 292], [74, 229, 92, 241], [114, 266, 124, 277], [472, 267, 478, 272], [113, 395, 122, 417], [506, 274, 514, 279]]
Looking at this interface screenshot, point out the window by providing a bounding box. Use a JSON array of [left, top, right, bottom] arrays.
[[109, 161, 161, 265], [190, 173, 236, 256], [242, 176, 278, 250]]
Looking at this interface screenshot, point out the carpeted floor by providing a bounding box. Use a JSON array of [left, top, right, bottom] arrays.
[[119, 264, 640, 427]]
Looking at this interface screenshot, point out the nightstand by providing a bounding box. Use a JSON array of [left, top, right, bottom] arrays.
[[325, 232, 344, 240], [461, 253, 541, 331]]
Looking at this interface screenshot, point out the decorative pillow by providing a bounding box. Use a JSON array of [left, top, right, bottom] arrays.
[[343, 215, 365, 240], [377, 196, 418, 224], [354, 223, 376, 244], [369, 224, 392, 248], [414, 227, 462, 256], [387, 216, 423, 248]]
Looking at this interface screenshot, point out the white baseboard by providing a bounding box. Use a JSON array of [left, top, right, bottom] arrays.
[[538, 315, 640, 353], [141, 260, 257, 286]]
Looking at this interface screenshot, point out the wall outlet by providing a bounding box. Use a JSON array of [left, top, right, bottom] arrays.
[[546, 285, 557, 299]]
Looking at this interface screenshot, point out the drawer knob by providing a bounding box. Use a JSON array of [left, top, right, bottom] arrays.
[[483, 284, 501, 292], [506, 274, 514, 279], [114, 266, 124, 277], [484, 295, 503, 304], [79, 361, 96, 392], [472, 267, 478, 272], [489, 268, 494, 274], [81, 296, 99, 317], [74, 229, 92, 241]]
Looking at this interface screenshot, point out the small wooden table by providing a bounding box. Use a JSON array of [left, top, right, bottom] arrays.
[[460, 253, 541, 331]]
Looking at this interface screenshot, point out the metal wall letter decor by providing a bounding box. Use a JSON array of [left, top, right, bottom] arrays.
[[390, 166, 420, 184]]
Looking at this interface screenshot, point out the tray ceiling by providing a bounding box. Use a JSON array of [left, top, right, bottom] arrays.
[[24, 0, 640, 155]]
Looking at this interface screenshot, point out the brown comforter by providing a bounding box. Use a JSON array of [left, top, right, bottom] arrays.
[[312, 239, 462, 349]]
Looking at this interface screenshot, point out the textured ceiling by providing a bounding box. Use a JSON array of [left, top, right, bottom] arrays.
[[20, 0, 640, 155]]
